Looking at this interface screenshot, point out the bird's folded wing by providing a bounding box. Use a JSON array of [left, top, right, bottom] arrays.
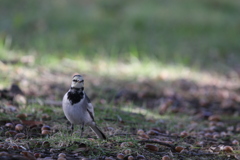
[[84, 93, 95, 120]]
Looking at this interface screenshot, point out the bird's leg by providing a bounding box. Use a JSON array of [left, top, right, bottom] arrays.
[[71, 124, 74, 135], [80, 124, 85, 138]]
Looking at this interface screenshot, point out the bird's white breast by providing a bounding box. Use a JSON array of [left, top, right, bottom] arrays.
[[62, 93, 92, 125]]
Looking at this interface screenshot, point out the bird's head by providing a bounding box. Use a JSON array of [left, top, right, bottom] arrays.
[[71, 75, 84, 89]]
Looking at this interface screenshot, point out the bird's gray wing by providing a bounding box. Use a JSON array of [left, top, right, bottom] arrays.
[[85, 93, 91, 103], [84, 93, 95, 121]]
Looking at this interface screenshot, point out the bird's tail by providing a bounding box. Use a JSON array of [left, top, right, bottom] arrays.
[[90, 125, 107, 140]]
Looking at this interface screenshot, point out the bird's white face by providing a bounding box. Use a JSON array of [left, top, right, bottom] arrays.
[[71, 75, 84, 88]]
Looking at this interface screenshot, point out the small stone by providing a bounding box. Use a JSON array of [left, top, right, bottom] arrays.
[[180, 131, 188, 138], [14, 133, 26, 139], [180, 149, 188, 154], [124, 149, 131, 155], [138, 133, 149, 139], [232, 139, 239, 145], [117, 153, 124, 159], [42, 141, 50, 148], [0, 151, 9, 156], [145, 144, 159, 151], [16, 113, 27, 120], [195, 141, 204, 147], [41, 130, 50, 135], [136, 155, 145, 159], [15, 124, 24, 131], [128, 156, 134, 160], [162, 155, 171, 160], [5, 130, 17, 137], [147, 130, 159, 135], [137, 129, 145, 135], [175, 146, 184, 152], [58, 153, 66, 158], [223, 146, 233, 152], [41, 125, 51, 131], [220, 131, 227, 137], [120, 142, 133, 148], [5, 123, 14, 128]]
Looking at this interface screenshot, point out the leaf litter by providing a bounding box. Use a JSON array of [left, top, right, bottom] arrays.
[[0, 62, 240, 159]]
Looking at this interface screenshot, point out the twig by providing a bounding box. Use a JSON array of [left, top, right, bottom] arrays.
[[138, 140, 176, 151]]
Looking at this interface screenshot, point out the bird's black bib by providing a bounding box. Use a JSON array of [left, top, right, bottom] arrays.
[[67, 88, 84, 105]]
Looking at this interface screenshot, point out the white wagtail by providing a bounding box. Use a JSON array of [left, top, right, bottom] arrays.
[[62, 75, 106, 140]]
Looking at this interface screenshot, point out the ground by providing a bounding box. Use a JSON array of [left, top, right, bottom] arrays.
[[0, 55, 240, 160]]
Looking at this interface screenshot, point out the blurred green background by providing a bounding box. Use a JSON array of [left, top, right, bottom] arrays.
[[0, 0, 240, 74]]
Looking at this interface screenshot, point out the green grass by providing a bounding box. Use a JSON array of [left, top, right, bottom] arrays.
[[1, 74, 239, 159], [3, 100, 237, 159], [0, 0, 240, 74]]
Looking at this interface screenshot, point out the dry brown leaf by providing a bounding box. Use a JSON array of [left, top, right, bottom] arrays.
[[145, 144, 159, 152]]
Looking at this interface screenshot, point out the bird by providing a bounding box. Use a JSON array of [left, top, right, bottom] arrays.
[[62, 75, 106, 140]]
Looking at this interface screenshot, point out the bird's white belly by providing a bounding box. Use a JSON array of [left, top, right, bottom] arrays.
[[64, 105, 84, 124], [63, 102, 92, 125]]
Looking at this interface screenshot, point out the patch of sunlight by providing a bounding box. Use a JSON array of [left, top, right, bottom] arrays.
[[1, 45, 239, 89], [120, 105, 169, 120], [58, 57, 240, 88]]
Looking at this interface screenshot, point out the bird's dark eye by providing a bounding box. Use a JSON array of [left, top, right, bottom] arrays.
[[73, 79, 77, 82], [80, 80, 84, 83]]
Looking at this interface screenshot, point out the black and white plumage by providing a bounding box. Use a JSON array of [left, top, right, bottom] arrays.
[[62, 75, 106, 140]]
